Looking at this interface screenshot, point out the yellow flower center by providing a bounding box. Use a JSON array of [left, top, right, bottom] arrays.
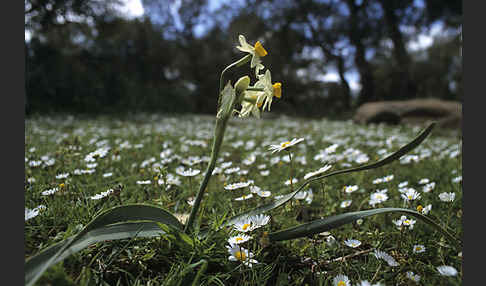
[[273, 82, 282, 98], [242, 223, 251, 231], [416, 205, 423, 212], [337, 281, 346, 286], [235, 251, 247, 261], [236, 237, 243, 242], [281, 141, 291, 148], [254, 41, 268, 57], [416, 246, 422, 251], [404, 220, 411, 225], [59, 183, 65, 188], [407, 195, 413, 200]]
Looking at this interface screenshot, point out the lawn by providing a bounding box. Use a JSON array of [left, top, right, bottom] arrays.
[[25, 113, 462, 285]]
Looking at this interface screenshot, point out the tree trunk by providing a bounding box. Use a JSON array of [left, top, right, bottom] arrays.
[[345, 0, 376, 106], [378, 0, 417, 99]]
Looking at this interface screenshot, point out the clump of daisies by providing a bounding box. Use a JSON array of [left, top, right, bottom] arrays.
[[226, 214, 271, 267]]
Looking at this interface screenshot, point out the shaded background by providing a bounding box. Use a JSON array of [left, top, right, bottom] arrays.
[[25, 0, 462, 118]]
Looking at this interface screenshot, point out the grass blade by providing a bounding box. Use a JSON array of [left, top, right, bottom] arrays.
[[268, 207, 461, 248]]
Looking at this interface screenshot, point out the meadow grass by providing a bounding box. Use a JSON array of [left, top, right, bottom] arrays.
[[25, 113, 462, 285]]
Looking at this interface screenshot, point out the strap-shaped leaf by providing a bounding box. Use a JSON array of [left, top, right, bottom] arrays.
[[221, 123, 436, 229], [26, 204, 182, 286], [268, 207, 461, 248], [25, 222, 164, 285]]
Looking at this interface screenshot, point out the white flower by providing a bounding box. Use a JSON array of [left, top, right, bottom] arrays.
[[383, 174, 394, 182], [260, 170, 270, 176], [406, 271, 421, 282], [186, 197, 195, 206], [228, 234, 252, 245], [236, 35, 267, 76], [136, 180, 151, 185], [344, 239, 361, 248], [340, 200, 352, 208], [437, 265, 458, 276], [42, 187, 59, 196], [372, 178, 383, 184], [422, 182, 436, 193], [227, 245, 258, 267], [268, 138, 305, 153], [235, 194, 254, 201], [401, 188, 421, 202], [175, 167, 201, 177], [369, 190, 389, 206], [304, 165, 332, 180], [343, 185, 358, 194], [284, 178, 299, 186], [103, 172, 113, 178], [393, 215, 416, 230], [439, 192, 455, 202], [256, 190, 272, 198], [225, 181, 252, 191], [398, 181, 409, 188], [452, 175, 462, 183], [418, 178, 430, 185], [413, 244, 426, 253], [25, 205, 46, 221], [252, 70, 282, 111], [333, 274, 351, 286], [373, 249, 399, 266], [90, 189, 114, 200], [55, 173, 69, 179]]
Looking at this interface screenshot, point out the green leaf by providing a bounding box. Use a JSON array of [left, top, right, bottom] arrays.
[[216, 82, 235, 119], [268, 207, 461, 248], [220, 123, 436, 229], [26, 222, 164, 285], [26, 204, 183, 286]]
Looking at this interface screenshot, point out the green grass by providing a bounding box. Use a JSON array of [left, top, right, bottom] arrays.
[[25, 113, 462, 285]]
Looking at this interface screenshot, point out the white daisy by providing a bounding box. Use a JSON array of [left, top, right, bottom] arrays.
[[175, 167, 201, 177], [401, 188, 421, 202], [413, 244, 426, 253], [439, 192, 455, 202], [235, 194, 254, 201], [406, 271, 421, 282], [373, 249, 399, 266], [344, 239, 361, 248], [225, 181, 252, 191], [136, 180, 151, 185], [90, 189, 114, 200], [41, 187, 59, 196], [420, 182, 433, 192], [268, 138, 305, 153], [333, 274, 351, 286], [437, 265, 458, 276], [55, 173, 69, 179], [418, 178, 430, 185], [343, 185, 359, 194], [369, 190, 389, 206], [228, 234, 252, 245], [340, 200, 352, 208], [227, 244, 258, 267], [25, 205, 46, 221]]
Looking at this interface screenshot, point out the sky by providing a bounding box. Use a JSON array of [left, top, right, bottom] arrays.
[[26, 0, 446, 94]]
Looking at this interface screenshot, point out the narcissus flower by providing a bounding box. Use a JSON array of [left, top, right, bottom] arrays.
[[253, 70, 282, 111], [236, 35, 267, 75]]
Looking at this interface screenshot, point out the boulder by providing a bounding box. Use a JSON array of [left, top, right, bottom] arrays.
[[353, 99, 462, 128]]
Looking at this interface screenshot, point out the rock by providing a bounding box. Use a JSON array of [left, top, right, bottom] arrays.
[[353, 99, 462, 128]]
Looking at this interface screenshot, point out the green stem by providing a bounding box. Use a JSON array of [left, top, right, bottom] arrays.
[[219, 54, 251, 93]]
